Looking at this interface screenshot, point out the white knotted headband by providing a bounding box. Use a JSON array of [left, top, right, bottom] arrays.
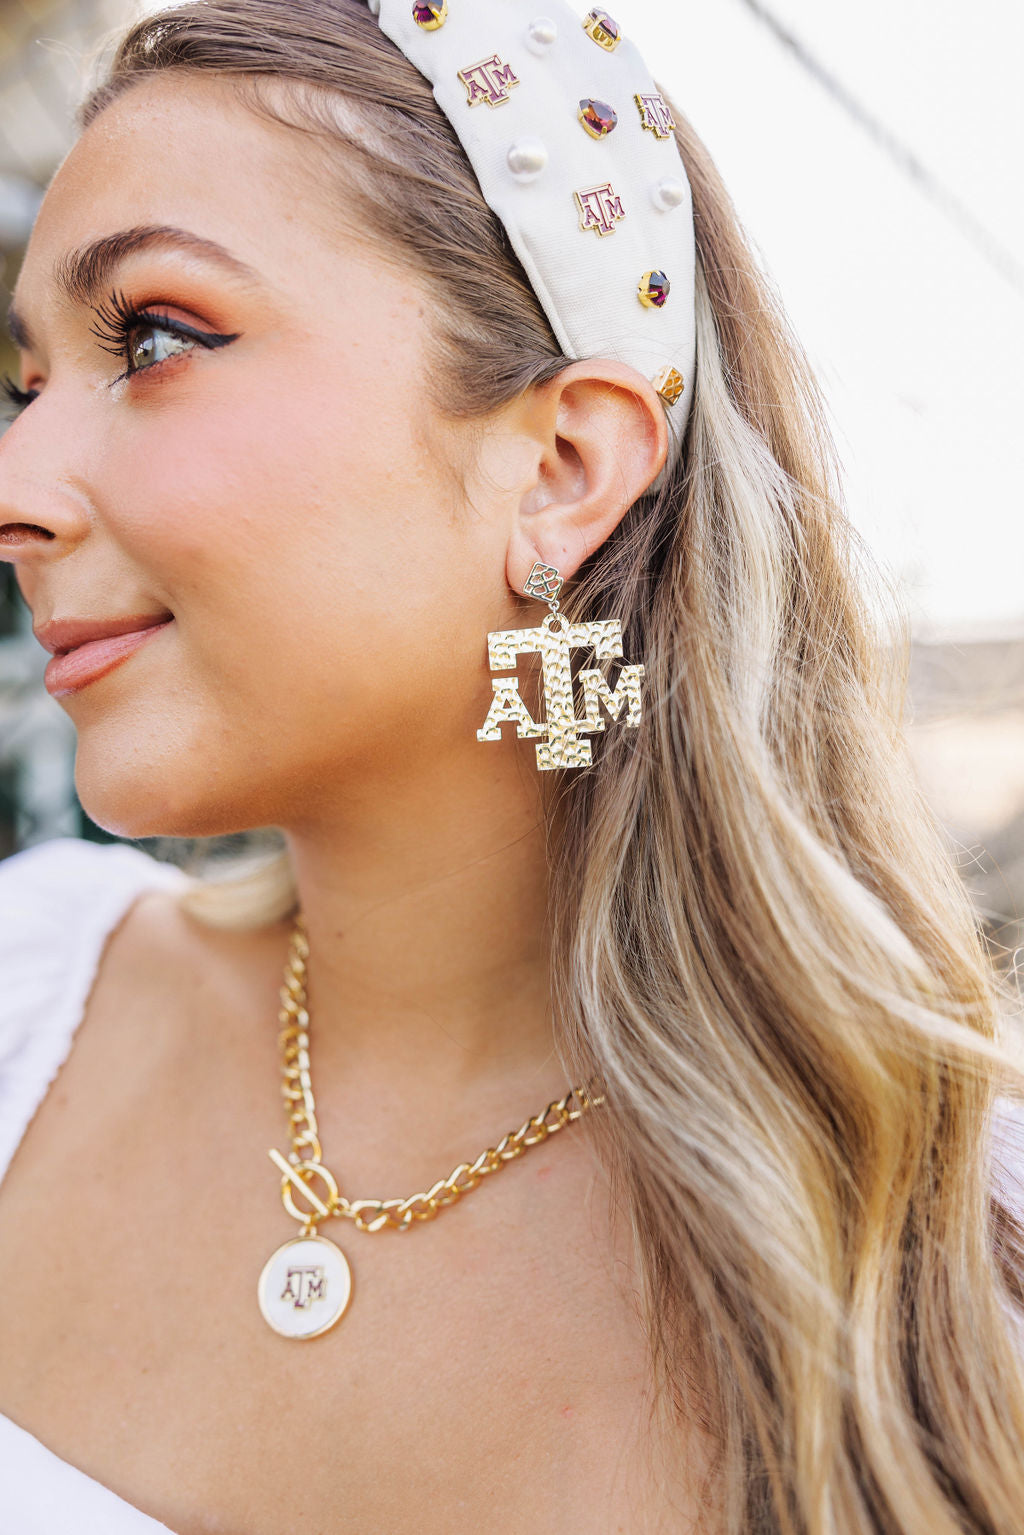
[[367, 0, 696, 481]]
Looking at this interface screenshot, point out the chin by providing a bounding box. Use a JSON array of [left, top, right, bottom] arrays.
[[73, 745, 263, 842]]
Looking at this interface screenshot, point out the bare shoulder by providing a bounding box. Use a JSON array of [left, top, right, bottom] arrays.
[[93, 878, 291, 1030], [99, 880, 198, 979]]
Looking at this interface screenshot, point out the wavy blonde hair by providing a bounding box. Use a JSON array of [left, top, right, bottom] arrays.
[[82, 2, 1024, 1527]]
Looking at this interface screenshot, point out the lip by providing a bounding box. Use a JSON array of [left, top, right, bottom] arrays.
[[39, 613, 174, 698]]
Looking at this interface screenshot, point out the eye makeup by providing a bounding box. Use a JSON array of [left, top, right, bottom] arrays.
[[89, 285, 241, 384], [1, 283, 242, 417]]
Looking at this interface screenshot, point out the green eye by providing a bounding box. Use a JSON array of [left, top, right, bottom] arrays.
[[128, 322, 196, 373]]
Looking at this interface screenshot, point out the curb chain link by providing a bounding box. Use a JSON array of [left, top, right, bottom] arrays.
[[275, 918, 604, 1234]]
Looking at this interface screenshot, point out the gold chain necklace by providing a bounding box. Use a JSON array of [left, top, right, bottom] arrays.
[[257, 916, 604, 1339]]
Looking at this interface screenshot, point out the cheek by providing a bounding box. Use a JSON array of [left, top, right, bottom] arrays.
[[91, 363, 481, 749], [97, 358, 444, 606]]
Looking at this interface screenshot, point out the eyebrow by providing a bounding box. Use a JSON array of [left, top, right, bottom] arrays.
[[6, 224, 263, 351]]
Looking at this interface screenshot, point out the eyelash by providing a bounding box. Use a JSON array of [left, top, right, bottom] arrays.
[[0, 376, 37, 415], [1, 286, 239, 417]]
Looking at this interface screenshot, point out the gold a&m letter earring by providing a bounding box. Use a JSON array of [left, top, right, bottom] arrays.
[[476, 562, 645, 772]]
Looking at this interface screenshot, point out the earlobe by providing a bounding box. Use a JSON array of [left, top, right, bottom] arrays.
[[507, 359, 668, 596]]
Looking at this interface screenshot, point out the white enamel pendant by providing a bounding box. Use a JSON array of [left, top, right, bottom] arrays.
[[257, 1234, 352, 1339]]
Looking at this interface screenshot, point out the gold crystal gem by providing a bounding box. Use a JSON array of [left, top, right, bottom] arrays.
[[652, 365, 685, 406]]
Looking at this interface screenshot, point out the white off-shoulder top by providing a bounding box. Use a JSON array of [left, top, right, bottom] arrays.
[[0, 838, 189, 1533], [1, 836, 1023, 1533]]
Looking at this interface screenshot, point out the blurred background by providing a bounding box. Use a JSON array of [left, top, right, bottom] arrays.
[[0, 0, 1021, 976]]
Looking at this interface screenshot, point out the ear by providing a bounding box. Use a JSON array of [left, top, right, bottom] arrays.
[[506, 359, 668, 597]]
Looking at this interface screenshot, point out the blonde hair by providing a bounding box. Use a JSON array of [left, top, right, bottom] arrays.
[[82, 2, 1024, 1527]]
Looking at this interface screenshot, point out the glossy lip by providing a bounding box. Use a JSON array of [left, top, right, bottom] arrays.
[[38, 613, 174, 698], [35, 612, 172, 657]]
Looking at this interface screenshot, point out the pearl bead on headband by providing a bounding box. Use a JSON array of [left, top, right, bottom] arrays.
[[366, 0, 696, 480]]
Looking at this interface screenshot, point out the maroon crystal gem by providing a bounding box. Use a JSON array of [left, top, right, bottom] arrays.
[[413, 0, 444, 26], [641, 271, 671, 309], [579, 98, 618, 139], [588, 9, 620, 43]]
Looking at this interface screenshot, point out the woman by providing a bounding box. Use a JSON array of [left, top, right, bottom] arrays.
[[0, 0, 1022, 1529]]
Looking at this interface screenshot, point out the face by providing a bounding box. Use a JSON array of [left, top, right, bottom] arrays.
[[0, 74, 524, 837]]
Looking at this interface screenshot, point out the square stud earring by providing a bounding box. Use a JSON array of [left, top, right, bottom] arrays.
[[476, 561, 645, 771]]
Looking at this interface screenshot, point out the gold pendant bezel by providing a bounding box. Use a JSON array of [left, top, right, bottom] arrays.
[[257, 1233, 353, 1340]]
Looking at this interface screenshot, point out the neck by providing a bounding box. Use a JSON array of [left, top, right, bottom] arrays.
[[282, 749, 561, 1101]]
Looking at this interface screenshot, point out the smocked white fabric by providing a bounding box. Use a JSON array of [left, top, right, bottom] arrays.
[[373, 0, 696, 476], [0, 838, 187, 1534], [0, 838, 1023, 1529]]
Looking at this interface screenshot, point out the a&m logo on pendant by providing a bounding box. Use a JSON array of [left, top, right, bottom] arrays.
[[574, 182, 627, 237], [258, 1234, 352, 1340], [458, 54, 520, 107], [280, 1264, 327, 1310], [635, 91, 677, 139]]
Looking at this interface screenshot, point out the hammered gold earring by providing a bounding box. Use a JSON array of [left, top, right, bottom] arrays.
[[476, 561, 645, 771]]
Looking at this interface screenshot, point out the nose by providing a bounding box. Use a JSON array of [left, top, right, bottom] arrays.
[[0, 404, 93, 565]]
